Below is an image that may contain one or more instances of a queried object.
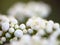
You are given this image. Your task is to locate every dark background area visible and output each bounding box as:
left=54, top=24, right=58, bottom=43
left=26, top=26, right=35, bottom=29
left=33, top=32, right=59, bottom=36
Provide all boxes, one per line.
left=0, top=0, right=60, bottom=23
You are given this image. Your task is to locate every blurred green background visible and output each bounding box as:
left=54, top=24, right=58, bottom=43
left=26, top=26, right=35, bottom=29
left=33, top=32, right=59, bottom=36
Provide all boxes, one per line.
left=0, top=0, right=60, bottom=23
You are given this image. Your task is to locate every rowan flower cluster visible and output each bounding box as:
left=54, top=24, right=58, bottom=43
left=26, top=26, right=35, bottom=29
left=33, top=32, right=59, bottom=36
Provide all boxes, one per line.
left=0, top=15, right=60, bottom=45
left=0, top=1, right=60, bottom=45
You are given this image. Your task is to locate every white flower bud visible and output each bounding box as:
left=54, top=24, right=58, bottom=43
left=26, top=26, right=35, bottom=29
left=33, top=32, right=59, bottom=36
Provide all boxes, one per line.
left=14, top=24, right=19, bottom=29
left=26, top=19, right=33, bottom=26
left=9, top=28, right=15, bottom=33
left=20, top=24, right=26, bottom=30
left=14, top=30, right=23, bottom=38
left=0, top=31, right=3, bottom=36
left=53, top=23, right=60, bottom=30
left=5, top=33, right=11, bottom=38
left=1, top=37, right=6, bottom=42
left=37, top=29, right=45, bottom=36
left=23, top=29, right=27, bottom=34
left=28, top=29, right=33, bottom=34
left=2, top=22, right=9, bottom=32
left=46, top=20, right=54, bottom=33
left=10, top=23, right=14, bottom=28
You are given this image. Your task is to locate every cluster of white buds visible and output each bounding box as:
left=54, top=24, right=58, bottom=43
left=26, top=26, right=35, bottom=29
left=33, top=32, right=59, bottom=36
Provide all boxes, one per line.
left=10, top=16, right=60, bottom=45
left=0, top=15, right=60, bottom=45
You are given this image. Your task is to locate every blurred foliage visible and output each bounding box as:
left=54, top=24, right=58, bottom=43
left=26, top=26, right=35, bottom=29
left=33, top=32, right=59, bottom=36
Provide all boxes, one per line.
left=0, top=0, right=60, bottom=23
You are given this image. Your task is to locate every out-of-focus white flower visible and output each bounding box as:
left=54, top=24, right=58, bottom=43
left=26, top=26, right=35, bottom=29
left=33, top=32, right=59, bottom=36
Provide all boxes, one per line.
left=49, top=30, right=60, bottom=44
left=7, top=2, right=26, bottom=22
left=9, top=28, right=15, bottom=33
left=1, top=37, right=6, bottom=42
left=14, top=30, right=23, bottom=38
left=57, top=28, right=60, bottom=33
left=37, top=29, right=45, bottom=36
left=1, top=22, right=9, bottom=32
left=5, top=33, right=11, bottom=38
left=53, top=23, right=60, bottom=30
left=20, top=35, right=32, bottom=45
left=8, top=2, right=26, bottom=16
left=10, top=41, right=20, bottom=45
left=41, top=38, right=48, bottom=45
left=25, top=1, right=51, bottom=18
left=19, top=24, right=26, bottom=30
left=7, top=2, right=51, bottom=23
left=32, top=35, right=41, bottom=45
left=0, top=31, right=3, bottom=36
left=46, top=20, right=54, bottom=33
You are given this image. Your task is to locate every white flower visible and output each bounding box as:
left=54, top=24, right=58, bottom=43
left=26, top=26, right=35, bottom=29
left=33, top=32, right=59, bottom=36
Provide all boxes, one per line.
left=5, top=33, right=11, bottom=38
left=28, top=29, right=33, bottom=34
left=41, top=38, right=48, bottom=45
left=23, top=29, right=27, bottom=34
left=56, top=28, right=60, bottom=34
left=53, top=23, right=60, bottom=30
left=37, top=29, right=45, bottom=36
left=20, top=35, right=32, bottom=45
left=10, top=23, right=15, bottom=28
left=46, top=20, right=54, bottom=33
left=9, top=28, right=15, bottom=33
left=19, top=24, right=26, bottom=30
left=26, top=17, right=46, bottom=30
left=0, top=31, right=3, bottom=36
left=8, top=2, right=25, bottom=16
left=25, top=1, right=51, bottom=18
left=32, top=35, right=41, bottom=45
left=1, top=22, right=9, bottom=32
left=14, top=30, right=23, bottom=38
left=1, top=37, right=6, bottom=42
left=14, top=24, right=19, bottom=29
left=7, top=3, right=26, bottom=22
left=26, top=19, right=33, bottom=26
left=49, top=31, right=59, bottom=43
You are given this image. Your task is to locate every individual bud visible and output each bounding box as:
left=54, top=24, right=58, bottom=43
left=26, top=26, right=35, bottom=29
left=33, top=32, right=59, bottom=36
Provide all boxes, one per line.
left=2, top=22, right=9, bottom=32
left=5, top=33, right=11, bottom=38
left=37, top=29, right=45, bottom=36
left=14, top=24, right=19, bottom=29
left=19, top=24, right=26, bottom=30
left=46, top=20, right=54, bottom=33
left=53, top=23, right=60, bottom=30
left=14, top=30, right=23, bottom=38
left=10, top=23, right=14, bottom=28
left=23, top=29, right=27, bottom=34
left=1, top=37, right=6, bottom=42
left=9, top=28, right=15, bottom=33
left=28, top=29, right=33, bottom=34
left=26, top=19, right=33, bottom=26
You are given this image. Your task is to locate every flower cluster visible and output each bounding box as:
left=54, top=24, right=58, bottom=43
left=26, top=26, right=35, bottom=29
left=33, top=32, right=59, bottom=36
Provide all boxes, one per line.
left=0, top=2, right=60, bottom=45
left=0, top=14, right=60, bottom=45
left=7, top=1, right=51, bottom=23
